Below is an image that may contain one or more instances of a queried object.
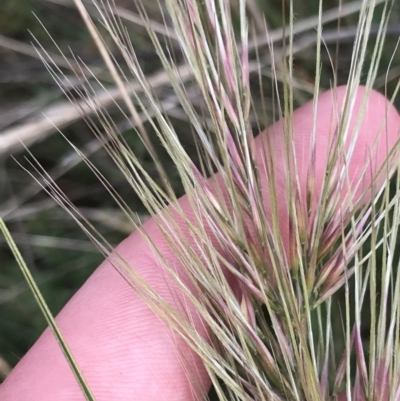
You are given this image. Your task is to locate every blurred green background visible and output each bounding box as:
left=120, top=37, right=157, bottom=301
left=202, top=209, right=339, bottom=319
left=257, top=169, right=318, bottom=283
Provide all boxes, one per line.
left=1, top=0, right=400, bottom=387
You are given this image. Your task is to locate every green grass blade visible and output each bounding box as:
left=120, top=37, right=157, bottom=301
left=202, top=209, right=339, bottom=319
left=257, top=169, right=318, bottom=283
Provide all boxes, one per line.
left=0, top=217, right=96, bottom=401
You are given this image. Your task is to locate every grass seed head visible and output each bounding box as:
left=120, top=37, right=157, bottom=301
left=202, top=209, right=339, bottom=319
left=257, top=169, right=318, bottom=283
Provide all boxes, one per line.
left=6, top=0, right=400, bottom=400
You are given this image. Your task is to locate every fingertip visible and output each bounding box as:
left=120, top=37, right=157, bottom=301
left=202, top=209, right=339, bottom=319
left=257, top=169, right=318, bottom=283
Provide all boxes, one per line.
left=319, top=84, right=400, bottom=152
left=336, top=85, right=400, bottom=192
left=293, top=84, right=400, bottom=196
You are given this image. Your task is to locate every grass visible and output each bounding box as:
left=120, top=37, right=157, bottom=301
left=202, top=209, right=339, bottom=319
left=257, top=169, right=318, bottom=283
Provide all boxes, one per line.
left=1, top=0, right=400, bottom=399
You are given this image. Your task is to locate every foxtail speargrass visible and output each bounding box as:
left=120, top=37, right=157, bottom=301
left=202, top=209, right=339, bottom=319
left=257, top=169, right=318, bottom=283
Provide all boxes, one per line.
left=2, top=0, right=400, bottom=400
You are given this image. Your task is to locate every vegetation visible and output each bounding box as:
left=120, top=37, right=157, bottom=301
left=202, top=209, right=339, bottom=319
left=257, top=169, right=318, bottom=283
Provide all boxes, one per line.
left=1, top=0, right=400, bottom=399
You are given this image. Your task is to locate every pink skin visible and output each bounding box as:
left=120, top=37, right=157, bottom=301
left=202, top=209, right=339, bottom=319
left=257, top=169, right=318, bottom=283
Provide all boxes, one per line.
left=1, top=86, right=399, bottom=400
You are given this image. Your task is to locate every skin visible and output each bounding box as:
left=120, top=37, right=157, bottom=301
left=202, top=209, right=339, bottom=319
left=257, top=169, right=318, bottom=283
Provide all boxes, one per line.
left=1, top=86, right=399, bottom=400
